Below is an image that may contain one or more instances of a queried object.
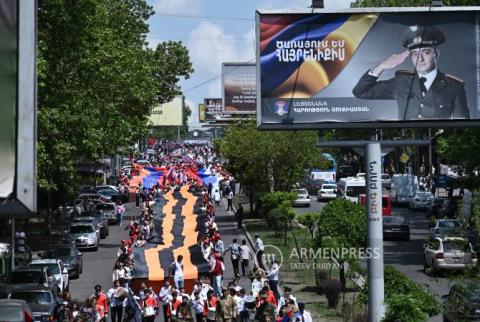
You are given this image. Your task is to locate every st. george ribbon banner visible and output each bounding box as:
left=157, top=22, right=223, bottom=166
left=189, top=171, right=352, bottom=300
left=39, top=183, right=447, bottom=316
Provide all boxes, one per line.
left=256, top=7, right=480, bottom=129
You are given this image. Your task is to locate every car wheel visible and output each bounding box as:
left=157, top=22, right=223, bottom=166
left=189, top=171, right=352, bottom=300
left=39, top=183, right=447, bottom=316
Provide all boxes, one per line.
left=431, top=260, right=437, bottom=276
left=423, top=261, right=429, bottom=274
left=106, top=227, right=109, bottom=236
left=404, top=234, right=410, bottom=242
left=74, top=268, right=80, bottom=279
left=79, top=260, right=83, bottom=274
left=93, top=244, right=98, bottom=251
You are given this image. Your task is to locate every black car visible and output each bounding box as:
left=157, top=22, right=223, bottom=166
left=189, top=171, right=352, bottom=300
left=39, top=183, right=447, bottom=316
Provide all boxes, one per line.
left=9, top=285, right=62, bottom=322
left=96, top=188, right=129, bottom=203
left=306, top=179, right=325, bottom=195
left=426, top=197, right=447, bottom=218
left=443, top=284, right=480, bottom=321
left=383, top=216, right=410, bottom=241
left=0, top=267, right=60, bottom=298
left=40, top=244, right=83, bottom=278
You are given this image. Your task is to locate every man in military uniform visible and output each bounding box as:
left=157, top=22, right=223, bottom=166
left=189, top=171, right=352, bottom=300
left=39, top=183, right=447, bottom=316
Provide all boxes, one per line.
left=352, top=25, right=470, bottom=120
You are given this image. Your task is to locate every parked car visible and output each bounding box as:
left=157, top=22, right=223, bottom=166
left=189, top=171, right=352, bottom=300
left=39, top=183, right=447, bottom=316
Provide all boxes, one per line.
left=409, top=191, right=434, bottom=210
left=73, top=213, right=108, bottom=239
left=381, top=174, right=392, bottom=190
left=430, top=219, right=460, bottom=239
left=29, top=259, right=69, bottom=293
left=292, top=188, right=310, bottom=207
left=40, top=244, right=83, bottom=279
left=383, top=216, right=410, bottom=241
left=424, top=237, right=477, bottom=276
left=426, top=197, right=448, bottom=218
left=97, top=189, right=129, bottom=204
left=0, top=299, right=33, bottom=322
left=67, top=223, right=98, bottom=251
left=9, top=286, right=62, bottom=322
left=95, top=202, right=118, bottom=224
left=317, top=183, right=337, bottom=202
left=306, top=179, right=325, bottom=195
left=443, top=284, right=480, bottom=322
left=0, top=267, right=60, bottom=298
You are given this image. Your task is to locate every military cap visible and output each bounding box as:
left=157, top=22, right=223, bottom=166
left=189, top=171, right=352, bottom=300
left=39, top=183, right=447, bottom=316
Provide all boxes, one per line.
left=400, top=25, right=445, bottom=49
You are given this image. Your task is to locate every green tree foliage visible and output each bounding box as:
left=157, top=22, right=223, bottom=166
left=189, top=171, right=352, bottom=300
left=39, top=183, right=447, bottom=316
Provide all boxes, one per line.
left=297, top=212, right=321, bottom=237
left=359, top=266, right=441, bottom=318
left=219, top=122, right=327, bottom=210
left=37, top=0, right=193, bottom=201
left=260, top=191, right=297, bottom=217
left=383, top=294, right=429, bottom=322
left=315, top=199, right=366, bottom=290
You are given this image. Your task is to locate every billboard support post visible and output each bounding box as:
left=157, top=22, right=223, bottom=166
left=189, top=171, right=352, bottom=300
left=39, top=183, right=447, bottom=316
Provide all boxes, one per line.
left=366, top=138, right=385, bottom=322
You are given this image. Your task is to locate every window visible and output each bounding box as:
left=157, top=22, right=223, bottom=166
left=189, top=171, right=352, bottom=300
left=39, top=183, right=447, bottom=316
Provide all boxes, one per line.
left=346, top=186, right=365, bottom=197
left=10, top=291, right=53, bottom=305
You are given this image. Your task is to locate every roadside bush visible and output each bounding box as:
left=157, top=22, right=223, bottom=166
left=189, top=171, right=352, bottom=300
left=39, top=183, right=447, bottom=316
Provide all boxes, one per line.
left=297, top=212, right=321, bottom=237
left=383, top=294, right=429, bottom=322
left=324, top=279, right=341, bottom=309
left=260, top=191, right=297, bottom=216
left=358, top=266, right=440, bottom=317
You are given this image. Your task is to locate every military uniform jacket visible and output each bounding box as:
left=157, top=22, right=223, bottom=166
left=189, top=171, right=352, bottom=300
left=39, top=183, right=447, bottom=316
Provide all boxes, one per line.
left=352, top=70, right=470, bottom=120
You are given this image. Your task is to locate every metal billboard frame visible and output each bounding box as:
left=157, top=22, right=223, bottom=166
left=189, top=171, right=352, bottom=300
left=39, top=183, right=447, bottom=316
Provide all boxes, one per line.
left=256, top=6, right=480, bottom=130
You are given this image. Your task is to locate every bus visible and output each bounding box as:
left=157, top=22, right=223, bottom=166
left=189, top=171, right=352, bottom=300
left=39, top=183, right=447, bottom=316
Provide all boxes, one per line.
left=337, top=177, right=366, bottom=204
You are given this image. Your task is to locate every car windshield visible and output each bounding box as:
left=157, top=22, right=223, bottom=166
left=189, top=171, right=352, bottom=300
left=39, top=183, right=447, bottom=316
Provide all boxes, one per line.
left=439, top=221, right=459, bottom=228
left=295, top=189, right=308, bottom=195
left=10, top=271, right=44, bottom=284
left=96, top=204, right=114, bottom=210
left=31, top=263, right=60, bottom=275
left=416, top=192, right=433, bottom=198
left=323, top=185, right=336, bottom=190
left=0, top=306, right=23, bottom=321
left=384, top=216, right=405, bottom=224
left=443, top=240, right=470, bottom=252
left=11, top=291, right=53, bottom=305
left=69, top=226, right=94, bottom=234
left=346, top=186, right=365, bottom=197
left=46, top=248, right=71, bottom=258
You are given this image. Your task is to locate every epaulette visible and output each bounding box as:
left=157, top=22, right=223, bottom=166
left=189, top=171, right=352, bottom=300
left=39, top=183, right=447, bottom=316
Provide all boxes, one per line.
left=445, top=73, right=464, bottom=83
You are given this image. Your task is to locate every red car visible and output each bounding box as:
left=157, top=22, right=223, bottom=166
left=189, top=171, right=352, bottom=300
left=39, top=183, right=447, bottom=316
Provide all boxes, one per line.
left=358, top=194, right=392, bottom=216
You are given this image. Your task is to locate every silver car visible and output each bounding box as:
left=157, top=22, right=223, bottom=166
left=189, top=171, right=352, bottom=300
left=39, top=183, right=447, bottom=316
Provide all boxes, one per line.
left=95, top=202, right=117, bottom=224
left=67, top=223, right=98, bottom=251
left=293, top=188, right=310, bottom=207
left=424, top=237, right=477, bottom=275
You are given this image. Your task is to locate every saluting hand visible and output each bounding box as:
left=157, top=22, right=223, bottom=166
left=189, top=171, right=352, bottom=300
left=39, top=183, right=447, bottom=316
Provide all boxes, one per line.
left=371, top=50, right=410, bottom=76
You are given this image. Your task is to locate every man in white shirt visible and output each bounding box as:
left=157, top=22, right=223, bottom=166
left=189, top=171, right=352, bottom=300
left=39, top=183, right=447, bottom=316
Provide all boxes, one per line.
left=276, top=287, right=297, bottom=314
left=159, top=280, right=172, bottom=322
left=267, top=260, right=280, bottom=301
left=240, top=239, right=252, bottom=277
left=255, top=235, right=266, bottom=271
left=107, top=280, right=127, bottom=322
left=235, top=288, right=249, bottom=322
left=293, top=302, right=313, bottom=322
left=170, top=255, right=184, bottom=289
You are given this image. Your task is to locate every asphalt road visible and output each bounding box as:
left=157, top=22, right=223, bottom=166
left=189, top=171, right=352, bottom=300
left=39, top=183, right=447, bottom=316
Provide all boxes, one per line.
left=294, top=196, right=449, bottom=322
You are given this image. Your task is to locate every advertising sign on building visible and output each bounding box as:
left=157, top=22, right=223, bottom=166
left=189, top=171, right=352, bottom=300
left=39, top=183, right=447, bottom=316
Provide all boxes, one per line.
left=198, top=103, right=206, bottom=122
left=257, top=8, right=480, bottom=129
left=222, top=62, right=256, bottom=113
left=204, top=98, right=223, bottom=121
left=149, top=96, right=183, bottom=127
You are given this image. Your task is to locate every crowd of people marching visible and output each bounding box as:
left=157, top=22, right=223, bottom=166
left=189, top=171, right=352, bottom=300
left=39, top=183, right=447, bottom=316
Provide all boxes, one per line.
left=55, top=141, right=312, bottom=322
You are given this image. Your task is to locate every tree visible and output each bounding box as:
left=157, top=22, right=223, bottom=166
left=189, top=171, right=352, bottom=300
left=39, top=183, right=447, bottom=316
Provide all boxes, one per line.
left=219, top=122, right=327, bottom=211
left=383, top=294, right=429, bottom=322
left=297, top=212, right=321, bottom=238
left=37, top=0, right=193, bottom=205
left=315, top=199, right=366, bottom=290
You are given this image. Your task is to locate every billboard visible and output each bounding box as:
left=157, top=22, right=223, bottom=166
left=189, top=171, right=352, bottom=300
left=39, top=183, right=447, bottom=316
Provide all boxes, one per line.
left=222, top=62, right=256, bottom=113
left=0, top=0, right=36, bottom=215
left=204, top=98, right=223, bottom=121
left=198, top=103, right=206, bottom=122
left=257, top=8, right=480, bottom=129
left=149, top=96, right=183, bottom=127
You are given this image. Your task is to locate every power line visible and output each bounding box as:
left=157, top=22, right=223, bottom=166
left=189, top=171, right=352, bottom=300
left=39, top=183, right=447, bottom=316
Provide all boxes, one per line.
left=183, top=58, right=255, bottom=93
left=154, top=12, right=254, bottom=21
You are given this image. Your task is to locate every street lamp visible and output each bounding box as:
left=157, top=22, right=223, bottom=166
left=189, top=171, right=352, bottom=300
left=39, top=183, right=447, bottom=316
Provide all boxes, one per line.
left=428, top=128, right=444, bottom=191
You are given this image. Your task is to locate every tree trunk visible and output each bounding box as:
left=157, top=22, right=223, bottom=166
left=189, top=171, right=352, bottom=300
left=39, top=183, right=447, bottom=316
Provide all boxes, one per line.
left=284, top=221, right=288, bottom=246
left=339, top=261, right=346, bottom=291
left=249, top=189, right=254, bottom=215
left=292, top=227, right=303, bottom=263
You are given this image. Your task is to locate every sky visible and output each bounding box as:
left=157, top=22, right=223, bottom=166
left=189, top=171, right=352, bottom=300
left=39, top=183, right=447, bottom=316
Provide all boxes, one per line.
left=145, top=0, right=354, bottom=128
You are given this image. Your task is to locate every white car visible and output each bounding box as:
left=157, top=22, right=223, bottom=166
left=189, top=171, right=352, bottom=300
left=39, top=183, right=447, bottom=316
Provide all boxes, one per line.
left=30, top=259, right=69, bottom=292
left=424, top=237, right=477, bottom=275
left=293, top=188, right=310, bottom=207
left=317, top=183, right=337, bottom=201
left=409, top=191, right=434, bottom=210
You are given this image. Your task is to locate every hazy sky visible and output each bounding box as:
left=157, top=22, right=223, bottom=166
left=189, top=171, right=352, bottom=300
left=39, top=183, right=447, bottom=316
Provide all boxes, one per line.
left=146, top=0, right=354, bottom=127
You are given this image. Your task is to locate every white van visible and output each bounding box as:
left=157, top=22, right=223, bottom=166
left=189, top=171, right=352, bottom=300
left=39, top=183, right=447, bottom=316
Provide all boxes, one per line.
left=391, top=174, right=418, bottom=204
left=337, top=177, right=366, bottom=204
